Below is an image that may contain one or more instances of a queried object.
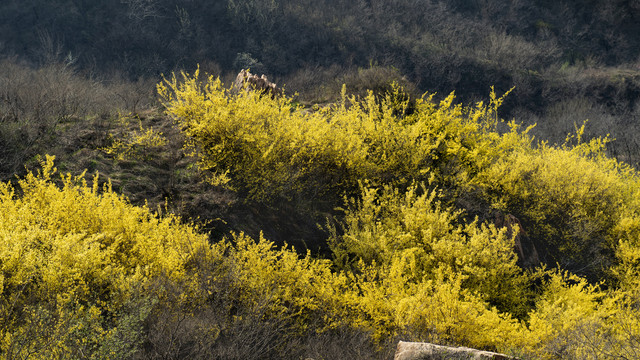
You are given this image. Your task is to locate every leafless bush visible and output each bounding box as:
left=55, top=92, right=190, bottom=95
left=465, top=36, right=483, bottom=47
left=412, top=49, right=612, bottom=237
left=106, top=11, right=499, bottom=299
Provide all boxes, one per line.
left=108, top=76, right=157, bottom=114
left=530, top=98, right=610, bottom=144
left=282, top=64, right=345, bottom=103
left=299, top=326, right=392, bottom=360
left=283, top=64, right=418, bottom=106
left=520, top=314, right=640, bottom=360
left=338, top=65, right=418, bottom=100
left=515, top=93, right=640, bottom=167
left=475, top=31, right=560, bottom=71
left=121, top=0, right=161, bottom=20
left=0, top=58, right=155, bottom=178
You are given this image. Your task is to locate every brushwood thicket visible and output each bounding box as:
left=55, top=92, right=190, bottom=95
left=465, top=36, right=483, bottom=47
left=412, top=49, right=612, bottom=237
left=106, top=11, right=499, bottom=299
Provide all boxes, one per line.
left=1, top=68, right=640, bottom=358
left=3, top=1, right=640, bottom=359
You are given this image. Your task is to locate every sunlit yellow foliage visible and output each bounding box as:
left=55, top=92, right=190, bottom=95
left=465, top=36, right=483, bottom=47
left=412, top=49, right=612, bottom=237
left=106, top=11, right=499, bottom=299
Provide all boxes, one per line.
left=156, top=70, right=640, bottom=357
left=475, top=125, right=639, bottom=279
left=331, top=183, right=530, bottom=317
left=157, top=69, right=514, bottom=203
left=337, top=259, right=526, bottom=348
left=206, top=231, right=528, bottom=350
left=612, top=193, right=640, bottom=291
left=0, top=155, right=209, bottom=358
left=523, top=271, right=608, bottom=357
left=512, top=270, right=640, bottom=360
left=210, top=232, right=349, bottom=331
left=101, top=114, right=167, bottom=161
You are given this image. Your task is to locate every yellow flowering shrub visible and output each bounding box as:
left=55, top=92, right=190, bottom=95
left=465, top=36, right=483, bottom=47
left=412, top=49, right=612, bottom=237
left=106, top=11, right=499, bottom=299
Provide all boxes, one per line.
left=513, top=270, right=640, bottom=360
left=337, top=258, right=526, bottom=349
left=210, top=232, right=350, bottom=331
left=611, top=199, right=640, bottom=291
left=101, top=114, right=167, bottom=161
left=330, top=183, right=530, bottom=318
left=207, top=231, right=526, bottom=351
left=152, top=70, right=640, bottom=358
left=157, top=70, right=513, bottom=205
left=0, top=155, right=210, bottom=358
left=1, top=153, right=637, bottom=357
left=475, top=128, right=639, bottom=280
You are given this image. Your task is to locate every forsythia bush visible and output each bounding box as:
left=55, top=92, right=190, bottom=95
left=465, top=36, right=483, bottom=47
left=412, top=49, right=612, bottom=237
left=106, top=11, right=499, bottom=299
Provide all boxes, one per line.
left=101, top=114, right=167, bottom=161
left=157, top=70, right=640, bottom=358
left=475, top=128, right=639, bottom=280
left=0, top=155, right=210, bottom=359
left=210, top=232, right=349, bottom=331
left=157, top=70, right=515, bottom=205
left=207, top=229, right=529, bottom=350
left=330, top=183, right=530, bottom=317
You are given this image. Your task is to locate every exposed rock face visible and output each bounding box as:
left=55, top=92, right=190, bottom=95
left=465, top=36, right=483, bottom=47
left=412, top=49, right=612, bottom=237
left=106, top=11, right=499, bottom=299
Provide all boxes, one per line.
left=233, top=69, right=282, bottom=98
left=394, top=341, right=518, bottom=360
